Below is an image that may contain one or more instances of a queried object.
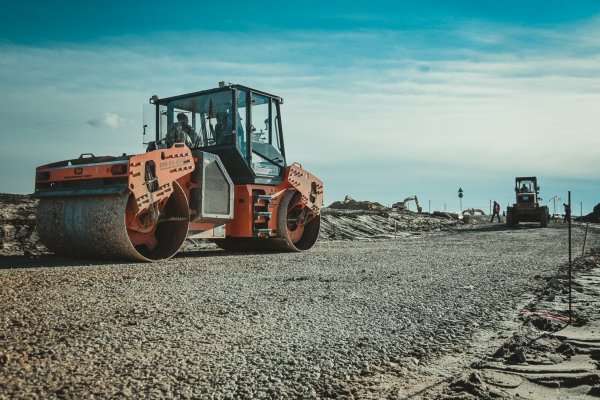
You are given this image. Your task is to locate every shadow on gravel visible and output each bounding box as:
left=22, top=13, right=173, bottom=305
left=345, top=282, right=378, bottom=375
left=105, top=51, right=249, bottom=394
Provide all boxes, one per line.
left=457, top=224, right=550, bottom=234
left=0, top=249, right=276, bottom=269
left=177, top=249, right=281, bottom=258
left=0, top=255, right=128, bottom=270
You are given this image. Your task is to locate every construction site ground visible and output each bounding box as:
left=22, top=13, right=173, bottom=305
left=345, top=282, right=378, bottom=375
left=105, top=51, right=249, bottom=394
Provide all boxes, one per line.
left=1, top=194, right=600, bottom=399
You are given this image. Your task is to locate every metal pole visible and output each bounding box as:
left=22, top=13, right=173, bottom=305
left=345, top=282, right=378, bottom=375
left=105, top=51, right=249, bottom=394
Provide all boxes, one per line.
left=489, top=199, right=492, bottom=215
left=429, top=200, right=431, bottom=213
left=568, top=191, right=572, bottom=324
left=459, top=198, right=462, bottom=212
left=444, top=203, right=446, bottom=211
left=580, top=201, right=583, bottom=220
left=582, top=223, right=589, bottom=258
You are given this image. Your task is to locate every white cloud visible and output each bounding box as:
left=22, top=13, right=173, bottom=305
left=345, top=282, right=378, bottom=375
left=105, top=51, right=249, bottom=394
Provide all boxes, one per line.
left=87, top=112, right=127, bottom=128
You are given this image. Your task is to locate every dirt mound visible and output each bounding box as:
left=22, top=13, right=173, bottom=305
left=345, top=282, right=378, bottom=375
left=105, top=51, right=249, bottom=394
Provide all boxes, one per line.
left=328, top=195, right=387, bottom=211
left=444, top=371, right=503, bottom=399
left=0, top=194, right=45, bottom=256
left=579, top=203, right=600, bottom=223
left=320, top=208, right=463, bottom=240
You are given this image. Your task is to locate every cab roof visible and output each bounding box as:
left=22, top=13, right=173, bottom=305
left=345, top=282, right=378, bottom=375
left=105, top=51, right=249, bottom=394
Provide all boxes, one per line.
left=153, top=83, right=283, bottom=105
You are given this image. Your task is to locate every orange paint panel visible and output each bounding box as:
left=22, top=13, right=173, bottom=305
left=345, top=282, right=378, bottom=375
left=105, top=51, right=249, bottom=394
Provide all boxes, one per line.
left=285, top=163, right=324, bottom=215
left=226, top=185, right=254, bottom=237
left=187, top=221, right=227, bottom=239
left=128, top=147, right=194, bottom=211
left=226, top=184, right=284, bottom=238
left=188, top=221, right=217, bottom=231
left=38, top=164, right=121, bottom=181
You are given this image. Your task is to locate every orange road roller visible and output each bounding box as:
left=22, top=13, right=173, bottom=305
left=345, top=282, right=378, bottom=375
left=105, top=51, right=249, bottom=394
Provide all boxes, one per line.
left=34, top=83, right=324, bottom=261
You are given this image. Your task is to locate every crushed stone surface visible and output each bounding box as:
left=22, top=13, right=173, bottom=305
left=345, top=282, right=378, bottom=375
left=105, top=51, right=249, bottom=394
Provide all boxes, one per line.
left=0, top=194, right=42, bottom=256
left=432, top=248, right=600, bottom=400
left=1, top=224, right=598, bottom=399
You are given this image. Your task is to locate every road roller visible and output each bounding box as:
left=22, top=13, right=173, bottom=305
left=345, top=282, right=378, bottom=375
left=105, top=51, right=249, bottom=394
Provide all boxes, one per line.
left=34, top=83, right=324, bottom=261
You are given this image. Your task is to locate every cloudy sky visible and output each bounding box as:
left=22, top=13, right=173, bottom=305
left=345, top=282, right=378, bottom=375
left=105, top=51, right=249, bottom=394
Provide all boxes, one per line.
left=1, top=1, right=599, bottom=213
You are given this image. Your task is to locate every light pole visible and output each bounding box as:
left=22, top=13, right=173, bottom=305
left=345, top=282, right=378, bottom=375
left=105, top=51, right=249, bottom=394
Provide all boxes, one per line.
left=458, top=188, right=463, bottom=212
left=548, top=196, right=561, bottom=216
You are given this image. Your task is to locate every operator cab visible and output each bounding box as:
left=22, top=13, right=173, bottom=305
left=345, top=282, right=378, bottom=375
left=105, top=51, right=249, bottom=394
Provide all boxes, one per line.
left=514, top=177, right=539, bottom=205
left=145, top=82, right=286, bottom=185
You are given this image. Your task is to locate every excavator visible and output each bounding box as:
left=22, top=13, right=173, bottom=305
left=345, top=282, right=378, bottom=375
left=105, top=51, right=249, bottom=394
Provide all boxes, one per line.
left=34, top=83, right=324, bottom=261
left=392, top=196, right=422, bottom=213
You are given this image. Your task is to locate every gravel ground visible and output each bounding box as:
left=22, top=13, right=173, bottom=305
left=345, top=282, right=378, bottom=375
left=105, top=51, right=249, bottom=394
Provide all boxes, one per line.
left=434, top=247, right=600, bottom=399
left=1, top=225, right=598, bottom=399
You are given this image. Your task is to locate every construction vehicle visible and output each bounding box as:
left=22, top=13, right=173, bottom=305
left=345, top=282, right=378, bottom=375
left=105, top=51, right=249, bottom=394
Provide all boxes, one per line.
left=34, top=83, right=324, bottom=261
left=506, top=177, right=549, bottom=227
left=392, top=196, right=422, bottom=213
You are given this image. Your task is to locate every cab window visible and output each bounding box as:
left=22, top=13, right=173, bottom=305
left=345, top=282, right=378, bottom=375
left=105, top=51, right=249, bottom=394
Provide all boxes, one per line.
left=250, top=93, right=285, bottom=177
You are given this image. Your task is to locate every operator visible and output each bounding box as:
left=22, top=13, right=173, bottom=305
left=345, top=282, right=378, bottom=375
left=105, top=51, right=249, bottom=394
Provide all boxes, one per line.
left=563, top=203, right=571, bottom=223
left=166, top=112, right=202, bottom=148
left=214, top=109, right=245, bottom=150
left=490, top=201, right=501, bottom=223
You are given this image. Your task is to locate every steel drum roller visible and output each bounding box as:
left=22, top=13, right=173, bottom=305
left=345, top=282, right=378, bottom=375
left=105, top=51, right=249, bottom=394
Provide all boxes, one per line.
left=36, top=183, right=189, bottom=262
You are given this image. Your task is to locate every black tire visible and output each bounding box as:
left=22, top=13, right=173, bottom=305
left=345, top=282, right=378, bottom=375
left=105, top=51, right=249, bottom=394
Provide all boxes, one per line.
left=506, top=208, right=514, bottom=227
left=540, top=206, right=548, bottom=228
left=212, top=189, right=320, bottom=253
left=276, top=189, right=321, bottom=252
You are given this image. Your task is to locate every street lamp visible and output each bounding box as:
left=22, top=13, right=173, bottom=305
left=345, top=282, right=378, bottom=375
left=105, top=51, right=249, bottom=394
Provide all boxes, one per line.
left=548, top=196, right=561, bottom=216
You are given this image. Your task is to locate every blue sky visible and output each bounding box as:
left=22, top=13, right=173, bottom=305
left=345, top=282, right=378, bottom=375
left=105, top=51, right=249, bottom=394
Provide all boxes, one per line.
left=1, top=1, right=599, bottom=213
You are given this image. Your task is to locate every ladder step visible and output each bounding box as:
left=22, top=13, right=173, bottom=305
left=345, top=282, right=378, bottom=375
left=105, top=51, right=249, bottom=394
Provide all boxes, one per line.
left=254, top=228, right=273, bottom=236
left=254, top=194, right=273, bottom=202
left=253, top=194, right=273, bottom=237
